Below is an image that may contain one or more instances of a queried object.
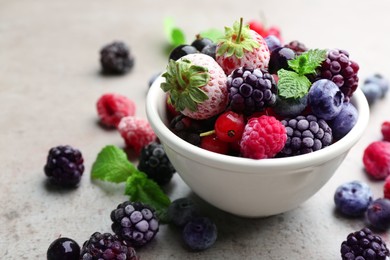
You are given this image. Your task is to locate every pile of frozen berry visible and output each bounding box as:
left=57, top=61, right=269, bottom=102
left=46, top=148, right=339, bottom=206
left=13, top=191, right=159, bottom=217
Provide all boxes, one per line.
left=160, top=18, right=362, bottom=159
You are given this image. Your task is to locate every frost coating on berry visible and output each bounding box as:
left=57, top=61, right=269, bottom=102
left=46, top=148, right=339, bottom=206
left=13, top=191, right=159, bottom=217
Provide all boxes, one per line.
left=97, top=93, right=136, bottom=127
left=329, top=102, right=358, bottom=140
left=240, top=115, right=287, bottom=159
left=100, top=41, right=134, bottom=74
left=117, top=116, right=156, bottom=155
left=182, top=217, right=217, bottom=251
left=363, top=141, right=390, bottom=180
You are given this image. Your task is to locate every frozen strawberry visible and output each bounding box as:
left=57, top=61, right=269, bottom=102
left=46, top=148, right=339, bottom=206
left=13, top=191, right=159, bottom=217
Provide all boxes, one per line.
left=216, top=18, right=270, bottom=75
left=161, top=53, right=228, bottom=120
left=363, top=141, right=390, bottom=180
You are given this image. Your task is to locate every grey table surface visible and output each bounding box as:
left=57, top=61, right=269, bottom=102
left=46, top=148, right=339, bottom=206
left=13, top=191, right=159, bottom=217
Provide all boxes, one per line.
left=1, top=0, right=390, bottom=259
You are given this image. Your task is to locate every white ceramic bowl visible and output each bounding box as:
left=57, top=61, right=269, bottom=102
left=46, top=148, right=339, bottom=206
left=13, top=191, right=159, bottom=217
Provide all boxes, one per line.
left=146, top=76, right=370, bottom=217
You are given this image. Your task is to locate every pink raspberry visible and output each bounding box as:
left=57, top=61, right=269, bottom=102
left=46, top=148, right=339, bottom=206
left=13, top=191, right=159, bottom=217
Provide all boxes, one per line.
left=240, top=115, right=287, bottom=159
left=97, top=93, right=136, bottom=127
left=384, top=176, right=390, bottom=199
left=117, top=116, right=156, bottom=155
left=382, top=121, right=390, bottom=142
left=363, top=141, right=390, bottom=180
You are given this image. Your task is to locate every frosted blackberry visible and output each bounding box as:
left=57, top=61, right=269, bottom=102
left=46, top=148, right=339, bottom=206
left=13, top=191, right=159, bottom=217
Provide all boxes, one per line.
left=284, top=40, right=308, bottom=55
left=279, top=115, right=333, bottom=156
left=111, top=201, right=159, bottom=247
left=315, top=49, right=359, bottom=99
left=44, top=145, right=84, bottom=187
left=100, top=41, right=134, bottom=74
left=138, top=142, right=175, bottom=185
left=80, top=232, right=138, bottom=260
left=340, top=228, right=389, bottom=260
left=227, top=67, right=277, bottom=115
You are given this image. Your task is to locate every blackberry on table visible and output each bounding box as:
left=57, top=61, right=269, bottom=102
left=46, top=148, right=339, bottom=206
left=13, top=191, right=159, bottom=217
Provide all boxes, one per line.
left=44, top=145, right=84, bottom=187
left=111, top=201, right=159, bottom=247
left=340, top=228, right=389, bottom=260
left=227, top=67, right=277, bottom=115
left=100, top=41, right=134, bottom=74
left=138, top=142, right=176, bottom=185
left=279, top=115, right=333, bottom=157
left=80, top=232, right=138, bottom=260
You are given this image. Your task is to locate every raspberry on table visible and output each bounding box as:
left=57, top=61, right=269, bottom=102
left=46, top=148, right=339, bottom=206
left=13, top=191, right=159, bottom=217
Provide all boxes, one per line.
left=97, top=93, right=136, bottom=128
left=80, top=232, right=138, bottom=260
left=117, top=116, right=157, bottom=155
left=381, top=121, right=390, bottom=141
left=44, top=145, right=84, bottom=187
left=100, top=41, right=134, bottom=74
left=240, top=115, right=287, bottom=159
left=110, top=201, right=159, bottom=247
left=340, top=228, right=389, bottom=260
left=363, top=141, right=390, bottom=180
left=137, top=142, right=176, bottom=186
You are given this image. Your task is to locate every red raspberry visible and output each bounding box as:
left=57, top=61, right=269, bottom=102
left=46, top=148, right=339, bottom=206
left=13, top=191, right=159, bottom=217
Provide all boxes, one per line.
left=363, top=141, right=390, bottom=180
left=240, top=115, right=287, bottom=159
left=117, top=116, right=156, bottom=155
left=384, top=176, right=390, bottom=199
left=382, top=121, right=390, bottom=141
left=97, top=93, right=136, bottom=127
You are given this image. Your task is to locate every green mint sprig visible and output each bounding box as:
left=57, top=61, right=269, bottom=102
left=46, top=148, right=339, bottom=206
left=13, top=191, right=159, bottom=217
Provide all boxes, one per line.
left=164, top=17, right=186, bottom=47
left=91, top=145, right=171, bottom=223
left=199, top=28, right=224, bottom=43
left=277, top=49, right=327, bottom=99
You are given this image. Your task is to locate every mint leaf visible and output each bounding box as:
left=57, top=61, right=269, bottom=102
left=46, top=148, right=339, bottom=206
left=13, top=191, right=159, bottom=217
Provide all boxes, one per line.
left=164, top=17, right=186, bottom=47
left=91, top=145, right=136, bottom=183
left=199, top=28, right=224, bottom=43
left=277, top=69, right=311, bottom=99
left=125, top=171, right=171, bottom=223
left=288, top=49, right=327, bottom=76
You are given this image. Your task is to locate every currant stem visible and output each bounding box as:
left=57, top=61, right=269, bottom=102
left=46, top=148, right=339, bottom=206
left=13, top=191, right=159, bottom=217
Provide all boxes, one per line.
left=200, top=130, right=215, bottom=137
left=235, top=17, right=244, bottom=44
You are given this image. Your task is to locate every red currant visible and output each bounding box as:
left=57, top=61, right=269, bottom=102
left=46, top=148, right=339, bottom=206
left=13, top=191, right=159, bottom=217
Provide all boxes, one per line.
left=382, top=121, right=390, bottom=142
left=214, top=111, right=245, bottom=143
left=200, top=134, right=229, bottom=155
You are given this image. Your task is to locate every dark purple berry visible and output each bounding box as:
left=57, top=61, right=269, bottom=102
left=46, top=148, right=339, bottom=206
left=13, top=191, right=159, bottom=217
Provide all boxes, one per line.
left=168, top=198, right=199, bottom=227
left=272, top=95, right=308, bottom=118
left=182, top=217, right=217, bottom=251
left=44, top=145, right=84, bottom=187
left=362, top=82, right=382, bottom=105
left=47, top=237, right=80, bottom=260
left=330, top=102, right=358, bottom=140
left=100, top=41, right=134, bottom=74
left=366, top=198, right=390, bottom=231
left=364, top=74, right=389, bottom=98
left=191, top=37, right=213, bottom=52
left=268, top=47, right=296, bottom=74
left=264, top=35, right=281, bottom=53
left=284, top=40, right=308, bottom=56
left=169, top=45, right=198, bottom=61
left=201, top=43, right=217, bottom=59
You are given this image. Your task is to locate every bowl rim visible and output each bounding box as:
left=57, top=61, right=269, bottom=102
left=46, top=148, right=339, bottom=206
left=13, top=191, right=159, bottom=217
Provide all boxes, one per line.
left=146, top=76, right=370, bottom=174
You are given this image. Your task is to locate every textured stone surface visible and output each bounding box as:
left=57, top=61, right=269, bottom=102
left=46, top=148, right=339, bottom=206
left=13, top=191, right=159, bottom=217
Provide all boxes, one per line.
left=1, top=0, right=390, bottom=259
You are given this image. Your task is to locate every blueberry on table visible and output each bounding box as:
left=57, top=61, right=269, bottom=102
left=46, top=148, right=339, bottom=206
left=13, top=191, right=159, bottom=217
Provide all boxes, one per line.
left=366, top=198, right=390, bottom=231
left=47, top=237, right=80, bottom=260
left=168, top=197, right=199, bottom=227
left=182, top=217, right=217, bottom=251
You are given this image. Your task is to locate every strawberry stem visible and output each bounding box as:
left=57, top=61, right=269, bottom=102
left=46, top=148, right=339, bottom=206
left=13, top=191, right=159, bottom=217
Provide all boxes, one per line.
left=235, top=17, right=244, bottom=44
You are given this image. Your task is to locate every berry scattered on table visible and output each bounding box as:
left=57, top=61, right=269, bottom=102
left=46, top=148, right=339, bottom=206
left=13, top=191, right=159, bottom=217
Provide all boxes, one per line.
left=381, top=121, right=390, bottom=141
left=384, top=176, right=390, bottom=199
left=96, top=93, right=136, bottom=128
left=214, top=111, right=245, bottom=143
left=340, top=228, right=389, bottom=260
left=137, top=142, right=176, bottom=186
left=283, top=40, right=308, bottom=56
left=118, top=116, right=157, bottom=155
left=80, top=232, right=139, bottom=259
left=111, top=201, right=159, bottom=247
left=366, top=198, right=390, bottom=231
left=362, top=82, right=383, bottom=105
left=47, top=237, right=80, bottom=260
left=363, top=141, right=390, bottom=180
left=240, top=115, right=287, bottom=159
left=364, top=74, right=389, bottom=98
left=329, top=102, right=358, bottom=140
left=168, top=197, right=199, bottom=227
left=168, top=44, right=198, bottom=61
left=100, top=41, right=134, bottom=74
left=268, top=47, right=295, bottom=74
left=182, top=217, right=218, bottom=251
left=44, top=145, right=84, bottom=187
left=279, top=115, right=332, bottom=157
left=334, top=181, right=373, bottom=217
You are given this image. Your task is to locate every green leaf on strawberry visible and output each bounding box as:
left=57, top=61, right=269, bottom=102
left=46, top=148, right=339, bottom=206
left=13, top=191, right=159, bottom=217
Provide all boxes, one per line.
left=277, top=69, right=311, bottom=99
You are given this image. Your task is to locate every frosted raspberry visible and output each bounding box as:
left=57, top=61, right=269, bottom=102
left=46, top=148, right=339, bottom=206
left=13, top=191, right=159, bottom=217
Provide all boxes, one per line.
left=97, top=93, right=136, bottom=127
left=118, top=116, right=156, bottom=155
left=240, top=115, right=287, bottom=159
left=382, top=121, right=390, bottom=142
left=363, top=141, right=390, bottom=180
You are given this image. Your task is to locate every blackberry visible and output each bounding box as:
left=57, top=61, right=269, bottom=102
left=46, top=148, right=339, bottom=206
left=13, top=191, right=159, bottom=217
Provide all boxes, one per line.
left=279, top=115, right=333, bottom=157
left=340, top=228, right=389, bottom=260
left=44, top=145, right=84, bottom=187
left=80, top=232, right=138, bottom=260
left=315, top=49, right=359, bottom=99
left=169, top=114, right=215, bottom=146
left=227, top=67, right=277, bottom=115
left=100, top=41, right=134, bottom=74
left=283, top=40, right=308, bottom=55
left=137, top=142, right=176, bottom=185
left=111, top=201, right=159, bottom=247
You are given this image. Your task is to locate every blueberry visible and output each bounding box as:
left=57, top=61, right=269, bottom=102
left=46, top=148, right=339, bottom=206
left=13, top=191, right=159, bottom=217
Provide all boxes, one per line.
left=168, top=197, right=199, bottom=227
left=47, top=237, right=80, bottom=260
left=264, top=35, right=281, bottom=53
left=201, top=43, right=217, bottom=59
left=268, top=47, right=295, bottom=74
left=169, top=45, right=198, bottom=61
left=191, top=37, right=213, bottom=52
left=364, top=73, right=389, bottom=98
left=334, top=181, right=373, bottom=217
left=361, top=82, right=382, bottom=105
left=273, top=95, right=308, bottom=118
left=329, top=102, right=358, bottom=140
left=366, top=198, right=390, bottom=231
left=308, top=79, right=345, bottom=120
left=182, top=217, right=217, bottom=251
